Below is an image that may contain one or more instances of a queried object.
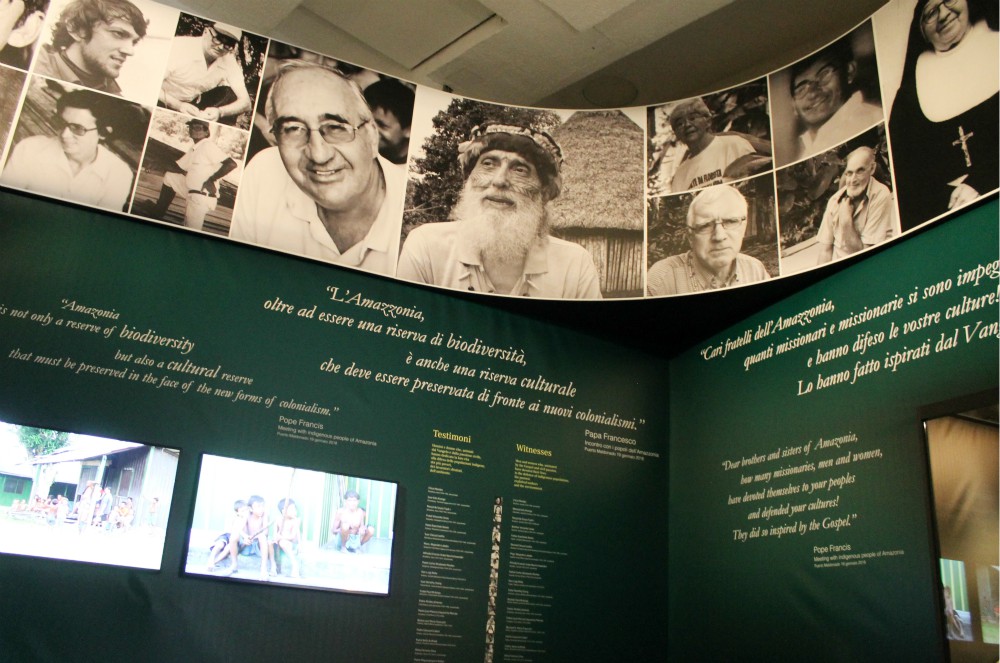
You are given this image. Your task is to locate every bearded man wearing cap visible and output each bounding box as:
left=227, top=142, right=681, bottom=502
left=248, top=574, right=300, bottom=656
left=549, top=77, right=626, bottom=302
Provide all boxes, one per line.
left=158, top=21, right=250, bottom=125
left=230, top=62, right=405, bottom=275
left=139, top=117, right=236, bottom=230
left=396, top=124, right=602, bottom=299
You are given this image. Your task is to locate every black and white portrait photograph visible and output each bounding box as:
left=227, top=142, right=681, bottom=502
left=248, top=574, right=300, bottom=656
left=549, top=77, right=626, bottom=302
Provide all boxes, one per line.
left=770, top=21, right=884, bottom=167
left=0, top=65, right=27, bottom=148
left=156, top=13, right=267, bottom=130
left=0, top=75, right=149, bottom=212
left=873, top=0, right=998, bottom=232
left=0, top=0, right=50, bottom=70
left=130, top=108, right=246, bottom=235
left=646, top=172, right=778, bottom=296
left=245, top=40, right=414, bottom=168
left=229, top=57, right=406, bottom=276
left=646, top=78, right=771, bottom=197
left=776, top=124, right=897, bottom=274
left=399, top=86, right=646, bottom=299
left=31, top=0, right=178, bottom=106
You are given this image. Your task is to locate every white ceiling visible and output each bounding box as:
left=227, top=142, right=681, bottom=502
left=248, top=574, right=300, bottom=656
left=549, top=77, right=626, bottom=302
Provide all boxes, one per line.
left=159, top=0, right=887, bottom=108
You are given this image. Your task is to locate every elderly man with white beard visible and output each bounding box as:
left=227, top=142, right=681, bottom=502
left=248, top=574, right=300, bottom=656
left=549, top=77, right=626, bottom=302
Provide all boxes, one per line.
left=396, top=124, right=602, bottom=299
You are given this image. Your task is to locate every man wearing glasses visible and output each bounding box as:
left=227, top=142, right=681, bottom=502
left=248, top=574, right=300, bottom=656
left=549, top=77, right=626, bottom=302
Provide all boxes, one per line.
left=789, top=35, right=883, bottom=162
left=2, top=88, right=133, bottom=211
left=230, top=62, right=404, bottom=275
left=668, top=97, right=770, bottom=194
left=158, top=22, right=250, bottom=125
left=34, top=0, right=147, bottom=95
left=647, top=184, right=769, bottom=296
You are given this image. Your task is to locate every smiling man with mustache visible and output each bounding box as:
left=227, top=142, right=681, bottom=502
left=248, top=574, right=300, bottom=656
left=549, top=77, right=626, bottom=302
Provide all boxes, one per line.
left=230, top=62, right=404, bottom=275
left=396, top=124, right=601, bottom=299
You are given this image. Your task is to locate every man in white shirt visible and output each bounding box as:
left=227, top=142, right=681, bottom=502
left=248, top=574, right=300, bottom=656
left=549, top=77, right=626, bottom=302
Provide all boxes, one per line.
left=669, top=97, right=771, bottom=193
left=230, top=62, right=404, bottom=276
left=2, top=88, right=133, bottom=211
left=139, top=118, right=236, bottom=230
left=397, top=123, right=602, bottom=299
left=158, top=22, right=250, bottom=125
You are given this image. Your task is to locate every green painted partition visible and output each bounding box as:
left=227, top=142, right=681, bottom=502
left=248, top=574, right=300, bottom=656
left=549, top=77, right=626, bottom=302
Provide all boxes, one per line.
left=0, top=190, right=669, bottom=661
left=668, top=199, right=998, bottom=662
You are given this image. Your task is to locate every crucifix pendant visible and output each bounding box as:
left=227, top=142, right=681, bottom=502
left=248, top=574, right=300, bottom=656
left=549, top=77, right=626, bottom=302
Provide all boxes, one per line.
left=952, top=125, right=974, bottom=168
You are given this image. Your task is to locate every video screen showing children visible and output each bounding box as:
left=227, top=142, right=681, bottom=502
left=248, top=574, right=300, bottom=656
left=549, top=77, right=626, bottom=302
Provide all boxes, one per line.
left=184, top=454, right=398, bottom=595
left=0, top=419, right=179, bottom=570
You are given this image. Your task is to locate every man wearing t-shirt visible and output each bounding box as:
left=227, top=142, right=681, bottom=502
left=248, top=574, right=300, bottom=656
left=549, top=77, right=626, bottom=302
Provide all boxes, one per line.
left=33, top=0, right=147, bottom=95
left=669, top=98, right=771, bottom=193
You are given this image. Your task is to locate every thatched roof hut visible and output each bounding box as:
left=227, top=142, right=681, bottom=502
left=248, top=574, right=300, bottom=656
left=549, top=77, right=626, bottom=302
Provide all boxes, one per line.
left=550, top=110, right=644, bottom=232
left=549, top=111, right=645, bottom=297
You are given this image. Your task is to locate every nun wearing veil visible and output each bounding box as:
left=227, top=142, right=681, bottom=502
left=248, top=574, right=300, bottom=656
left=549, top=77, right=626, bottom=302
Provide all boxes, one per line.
left=887, top=0, right=999, bottom=231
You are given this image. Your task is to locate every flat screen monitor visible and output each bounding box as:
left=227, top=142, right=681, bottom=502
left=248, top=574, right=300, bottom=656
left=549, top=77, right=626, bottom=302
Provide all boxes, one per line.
left=184, top=454, right=398, bottom=595
left=0, top=419, right=179, bottom=570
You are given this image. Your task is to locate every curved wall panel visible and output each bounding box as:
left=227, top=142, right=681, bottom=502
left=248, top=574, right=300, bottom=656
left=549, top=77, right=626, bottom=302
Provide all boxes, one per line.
left=0, top=0, right=995, bottom=301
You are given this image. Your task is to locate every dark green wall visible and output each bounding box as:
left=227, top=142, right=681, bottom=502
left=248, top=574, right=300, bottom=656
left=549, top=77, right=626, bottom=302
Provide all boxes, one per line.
left=0, top=191, right=669, bottom=662
left=0, top=190, right=995, bottom=662
left=668, top=200, right=998, bottom=661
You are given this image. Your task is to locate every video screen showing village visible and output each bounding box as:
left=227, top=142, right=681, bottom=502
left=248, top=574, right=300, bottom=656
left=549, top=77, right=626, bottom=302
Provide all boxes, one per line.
left=185, top=455, right=398, bottom=595
left=0, top=420, right=179, bottom=569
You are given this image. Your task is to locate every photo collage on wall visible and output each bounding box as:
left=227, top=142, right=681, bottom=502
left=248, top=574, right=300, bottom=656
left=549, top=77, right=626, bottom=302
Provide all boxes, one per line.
left=0, top=0, right=994, bottom=301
